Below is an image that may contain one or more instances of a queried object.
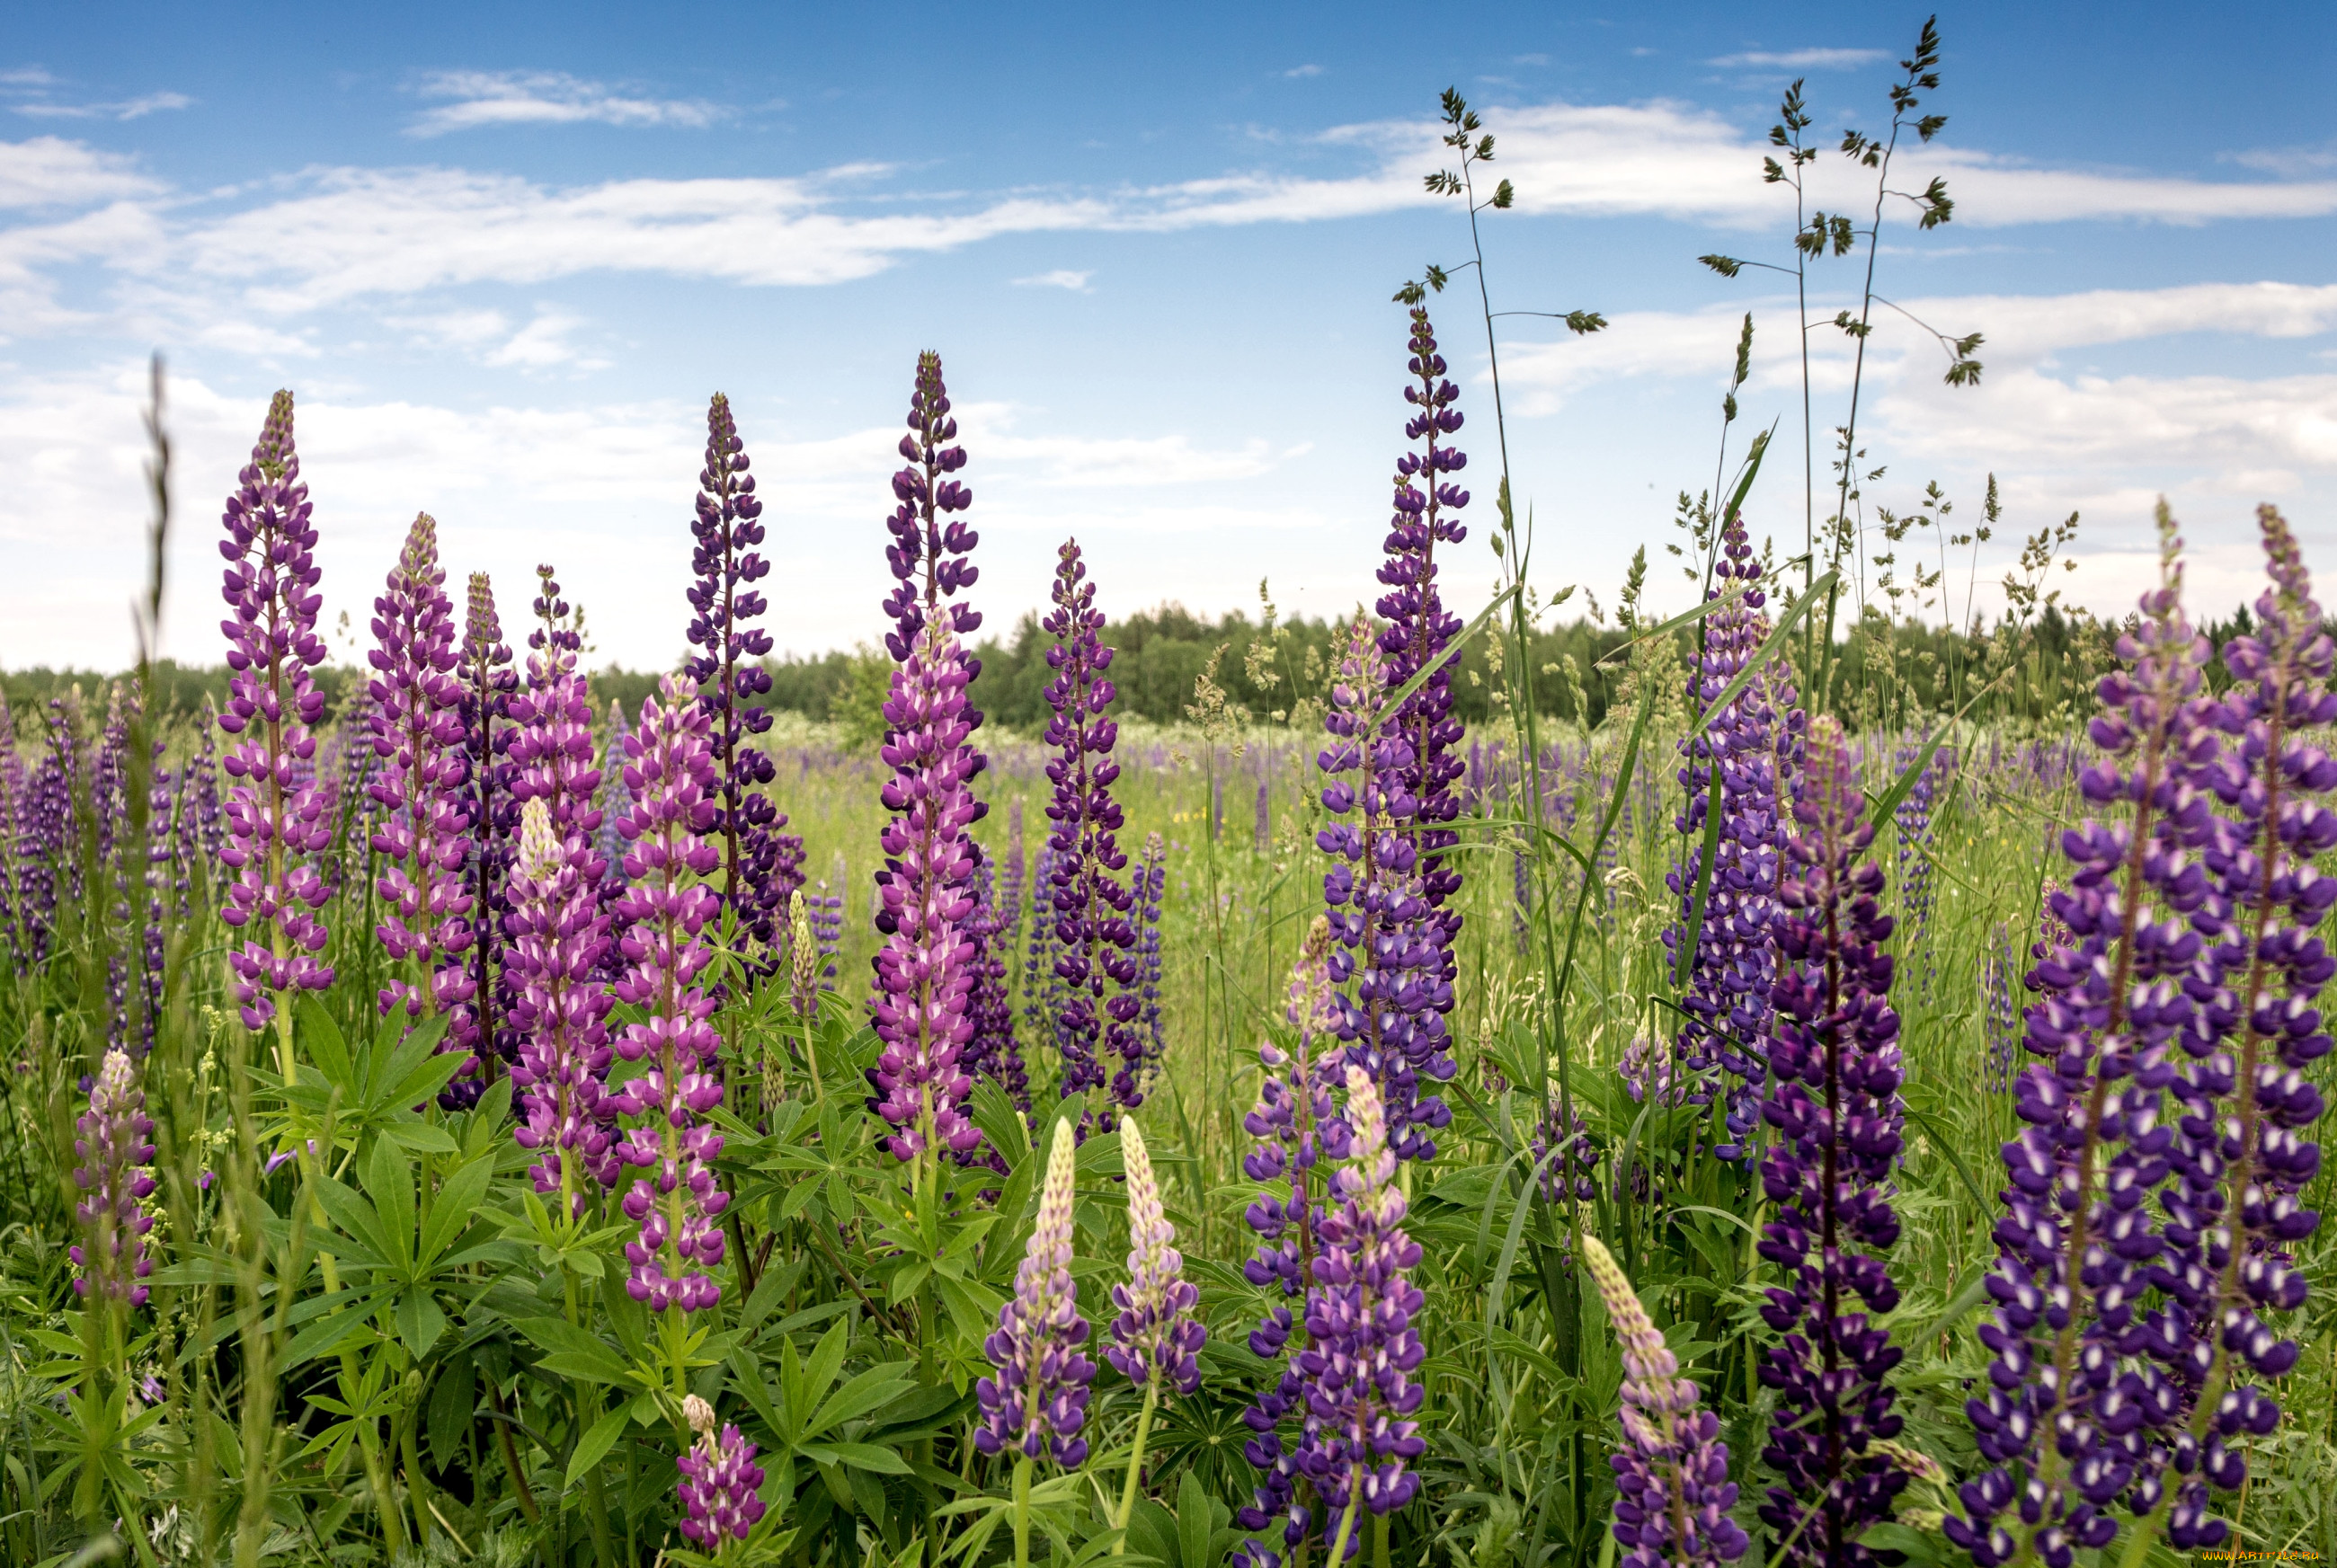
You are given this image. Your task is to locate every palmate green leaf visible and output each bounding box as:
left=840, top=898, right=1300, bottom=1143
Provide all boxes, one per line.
left=792, top=1319, right=850, bottom=1431
left=309, top=1179, right=392, bottom=1270
left=567, top=1404, right=632, bottom=1491
left=806, top=1362, right=917, bottom=1438
left=417, top=1153, right=494, bottom=1267
left=283, top=1295, right=389, bottom=1369
left=395, top=1286, right=448, bottom=1358
left=795, top=1440, right=912, bottom=1475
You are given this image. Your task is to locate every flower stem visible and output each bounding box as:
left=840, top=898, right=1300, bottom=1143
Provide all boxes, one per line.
left=1111, top=1384, right=1160, bottom=1548
left=1012, top=1456, right=1034, bottom=1568
left=1328, top=1489, right=1364, bottom=1568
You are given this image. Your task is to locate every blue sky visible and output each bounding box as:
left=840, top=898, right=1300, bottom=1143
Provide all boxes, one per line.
left=4, top=1, right=2334, bottom=671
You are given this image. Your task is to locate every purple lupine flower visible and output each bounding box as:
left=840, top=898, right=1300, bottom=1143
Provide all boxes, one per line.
left=452, top=573, right=520, bottom=1079
left=1892, top=740, right=1950, bottom=944
left=365, top=515, right=479, bottom=1091
left=1530, top=1097, right=1600, bottom=1204
left=1947, top=518, right=2213, bottom=1568
left=1582, top=1234, right=1749, bottom=1568
left=1133, top=831, right=1168, bottom=1076
left=507, top=796, right=617, bottom=1215
left=609, top=673, right=729, bottom=1312
left=70, top=1047, right=156, bottom=1307
left=1755, top=713, right=1910, bottom=1567
left=866, top=613, right=984, bottom=1165
left=1038, top=539, right=1143, bottom=1115
left=1236, top=920, right=1355, bottom=1567
left=1981, top=933, right=2019, bottom=1093
left=1294, top=1066, right=1428, bottom=1546
left=1664, top=509, right=1803, bottom=1162
left=974, top=1117, right=1096, bottom=1466
left=1022, top=843, right=1066, bottom=1068
left=677, top=1394, right=768, bottom=1551
left=15, top=705, right=71, bottom=969
left=0, top=691, right=20, bottom=970
left=1254, top=776, right=1271, bottom=852
left=1316, top=611, right=1450, bottom=1163
left=596, top=698, right=636, bottom=881
left=866, top=353, right=989, bottom=1166
left=1370, top=306, right=1470, bottom=1141
left=686, top=394, right=803, bottom=967
left=1000, top=801, right=1027, bottom=934
left=963, top=855, right=1029, bottom=1111
left=813, top=852, right=844, bottom=990
left=1106, top=1117, right=1205, bottom=1394
left=1621, top=1033, right=1684, bottom=1108
left=2148, top=505, right=2334, bottom=1548
left=214, top=391, right=335, bottom=1034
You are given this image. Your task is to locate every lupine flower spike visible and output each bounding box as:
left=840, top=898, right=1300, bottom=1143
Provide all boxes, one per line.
left=1039, top=538, right=1142, bottom=1116
left=677, top=1393, right=767, bottom=1553
left=687, top=394, right=803, bottom=969
left=1583, top=1235, right=1748, bottom=1568
left=1666, top=506, right=1803, bottom=1160
left=1236, top=918, right=1355, bottom=1568
left=1317, top=610, right=1449, bottom=1165
left=609, top=674, right=729, bottom=1312
left=453, top=572, right=520, bottom=1077
left=1756, top=713, right=1909, bottom=1567
left=975, top=1116, right=1096, bottom=1464
left=2149, top=504, right=2335, bottom=1549
left=1109, top=1116, right=1205, bottom=1534
left=1302, top=1067, right=1428, bottom=1563
left=215, top=391, right=335, bottom=1041
left=867, top=354, right=988, bottom=1169
left=507, top=797, right=617, bottom=1215
left=1948, top=507, right=2212, bottom=1568
left=71, top=1048, right=157, bottom=1308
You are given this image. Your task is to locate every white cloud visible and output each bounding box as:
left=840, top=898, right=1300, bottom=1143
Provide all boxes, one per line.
left=13, top=91, right=192, bottom=122
left=481, top=307, right=604, bottom=369
left=408, top=70, right=724, bottom=137
left=2226, top=141, right=2337, bottom=178
left=1012, top=268, right=1092, bottom=291
left=1283, top=64, right=1324, bottom=79
left=0, top=136, right=162, bottom=207
left=1708, top=49, right=1887, bottom=69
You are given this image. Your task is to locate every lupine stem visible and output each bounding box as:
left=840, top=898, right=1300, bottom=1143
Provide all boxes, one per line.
left=1012, top=1456, right=1033, bottom=1568
left=1112, top=1383, right=1160, bottom=1547
left=1327, top=1490, right=1363, bottom=1568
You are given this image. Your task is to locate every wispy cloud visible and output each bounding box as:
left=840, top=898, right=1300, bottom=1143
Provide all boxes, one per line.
left=2225, top=140, right=2337, bottom=178
left=1282, top=64, right=1324, bottom=79
left=407, top=70, right=724, bottom=137
left=1708, top=48, right=1888, bottom=69
left=0, top=137, right=162, bottom=208
left=13, top=90, right=192, bottom=121
left=1013, top=269, right=1092, bottom=291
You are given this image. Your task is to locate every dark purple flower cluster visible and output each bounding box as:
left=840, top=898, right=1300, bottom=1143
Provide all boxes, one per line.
left=1664, top=511, right=1802, bottom=1162
left=71, top=1048, right=157, bottom=1308
left=366, top=514, right=479, bottom=1081
left=866, top=354, right=989, bottom=1167
left=1038, top=539, right=1143, bottom=1114
left=963, top=855, right=1029, bottom=1111
left=214, top=391, right=336, bottom=1034
left=1235, top=920, right=1354, bottom=1567
left=974, top=1119, right=1095, bottom=1466
left=1948, top=525, right=2215, bottom=1568
left=1316, top=613, right=1451, bottom=1164
left=686, top=394, right=804, bottom=965
left=451, top=573, right=520, bottom=1083
left=1755, top=714, right=1909, bottom=1568
left=1133, top=830, right=1168, bottom=1073
left=677, top=1395, right=768, bottom=1548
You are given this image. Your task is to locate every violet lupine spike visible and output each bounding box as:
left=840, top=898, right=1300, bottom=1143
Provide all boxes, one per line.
left=865, top=613, right=984, bottom=1165
left=1981, top=934, right=2019, bottom=1094
left=963, top=856, right=1029, bottom=1112
left=1316, top=610, right=1449, bottom=1163
left=880, top=350, right=983, bottom=660
left=1946, top=515, right=2214, bottom=1568
left=1372, top=306, right=1470, bottom=1144
left=1892, top=741, right=1949, bottom=943
left=1022, top=844, right=1067, bottom=1072
left=453, top=572, right=520, bottom=1076
left=813, top=853, right=844, bottom=990
left=71, top=1047, right=157, bottom=1307
left=507, top=796, right=617, bottom=1216
left=2150, top=505, right=2334, bottom=1549
left=686, top=394, right=801, bottom=967
left=677, top=1394, right=769, bottom=1550
left=1039, top=538, right=1143, bottom=1115
left=1755, top=713, right=1910, bottom=1568
left=1106, top=1117, right=1205, bottom=1394
left=365, top=514, right=479, bottom=1071
left=1236, top=919, right=1355, bottom=1568
left=1664, top=509, right=1803, bottom=1162
left=214, top=390, right=335, bottom=1033
left=596, top=698, right=636, bottom=881
left=1133, top=831, right=1168, bottom=1080
left=973, top=1118, right=1096, bottom=1466
left=1295, top=1066, right=1428, bottom=1546
left=609, top=674, right=730, bottom=1313
left=1582, top=1235, right=1749, bottom=1568
left=0, top=691, right=18, bottom=971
